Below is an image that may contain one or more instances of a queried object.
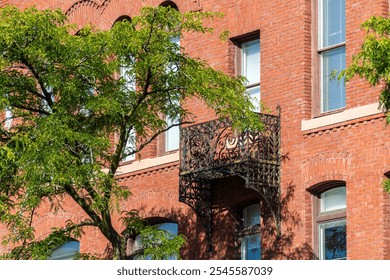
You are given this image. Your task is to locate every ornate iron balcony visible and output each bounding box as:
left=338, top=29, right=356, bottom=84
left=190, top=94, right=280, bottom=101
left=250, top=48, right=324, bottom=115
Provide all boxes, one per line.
left=179, top=113, right=280, bottom=188
left=178, top=112, right=281, bottom=252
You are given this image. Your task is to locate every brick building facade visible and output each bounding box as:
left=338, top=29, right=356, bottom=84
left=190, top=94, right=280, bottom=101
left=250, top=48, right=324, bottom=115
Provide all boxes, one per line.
left=1, top=0, right=389, bottom=260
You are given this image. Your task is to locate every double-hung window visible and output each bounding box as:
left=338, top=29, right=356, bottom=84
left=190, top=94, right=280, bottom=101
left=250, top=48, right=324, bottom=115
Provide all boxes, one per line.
left=165, top=36, right=180, bottom=152
left=241, top=39, right=261, bottom=113
left=318, top=0, right=346, bottom=113
left=314, top=186, right=347, bottom=260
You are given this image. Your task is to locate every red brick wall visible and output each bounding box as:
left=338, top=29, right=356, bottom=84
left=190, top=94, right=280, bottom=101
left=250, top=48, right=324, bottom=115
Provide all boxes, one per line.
left=1, top=0, right=389, bottom=260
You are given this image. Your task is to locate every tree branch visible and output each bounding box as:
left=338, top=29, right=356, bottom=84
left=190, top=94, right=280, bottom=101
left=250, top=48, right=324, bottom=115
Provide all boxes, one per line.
left=19, top=54, right=53, bottom=107
left=63, top=183, right=103, bottom=230
left=11, top=103, right=50, bottom=116
left=129, top=120, right=193, bottom=157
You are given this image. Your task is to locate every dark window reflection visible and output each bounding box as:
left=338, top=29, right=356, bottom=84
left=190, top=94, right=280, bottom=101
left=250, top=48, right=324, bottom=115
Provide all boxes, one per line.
left=321, top=221, right=346, bottom=260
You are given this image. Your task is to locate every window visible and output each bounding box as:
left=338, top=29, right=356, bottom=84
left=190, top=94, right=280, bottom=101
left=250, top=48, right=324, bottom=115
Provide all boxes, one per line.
left=4, top=107, right=13, bottom=129
left=165, top=35, right=180, bottom=152
left=40, top=86, right=54, bottom=115
left=119, top=53, right=136, bottom=162
left=165, top=114, right=180, bottom=152
left=48, top=240, right=80, bottom=260
left=122, top=128, right=136, bottom=162
left=120, top=62, right=136, bottom=92
left=130, top=222, right=178, bottom=260
left=240, top=204, right=261, bottom=260
left=318, top=0, right=346, bottom=113
left=239, top=38, right=260, bottom=113
left=312, top=185, right=347, bottom=260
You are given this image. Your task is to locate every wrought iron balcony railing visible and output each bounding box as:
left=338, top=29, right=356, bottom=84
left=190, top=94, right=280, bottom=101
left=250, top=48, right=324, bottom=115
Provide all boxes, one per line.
left=179, top=113, right=280, bottom=189
left=178, top=112, right=281, bottom=252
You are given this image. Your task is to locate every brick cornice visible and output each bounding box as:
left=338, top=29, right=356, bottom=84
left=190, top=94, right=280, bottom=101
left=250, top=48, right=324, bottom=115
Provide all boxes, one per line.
left=302, top=103, right=386, bottom=136
left=303, top=113, right=386, bottom=138
left=117, top=161, right=179, bottom=181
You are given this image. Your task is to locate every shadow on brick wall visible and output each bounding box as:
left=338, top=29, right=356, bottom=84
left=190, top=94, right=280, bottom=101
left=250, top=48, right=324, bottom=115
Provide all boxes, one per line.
left=262, top=183, right=315, bottom=260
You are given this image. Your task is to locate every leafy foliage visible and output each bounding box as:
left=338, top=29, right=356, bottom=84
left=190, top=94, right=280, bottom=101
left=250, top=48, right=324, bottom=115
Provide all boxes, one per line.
left=0, top=6, right=261, bottom=259
left=341, top=16, right=390, bottom=193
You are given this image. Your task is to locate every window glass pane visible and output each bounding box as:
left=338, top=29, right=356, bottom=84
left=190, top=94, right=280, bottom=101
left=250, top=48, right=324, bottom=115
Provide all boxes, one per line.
left=241, top=234, right=261, bottom=260
left=41, top=86, right=54, bottom=114
left=49, top=241, right=80, bottom=260
left=165, top=36, right=180, bottom=152
left=123, top=128, right=136, bottom=162
left=242, top=40, right=260, bottom=85
left=4, top=108, right=12, bottom=129
left=156, top=222, right=178, bottom=235
left=79, top=88, right=95, bottom=117
left=241, top=204, right=261, bottom=260
left=321, top=46, right=346, bottom=112
left=319, top=220, right=346, bottom=260
left=166, top=115, right=180, bottom=151
left=321, top=0, right=345, bottom=47
left=120, top=65, right=135, bottom=91
left=320, top=186, right=346, bottom=212
left=246, top=86, right=261, bottom=113
left=243, top=204, right=260, bottom=227
left=170, top=35, right=180, bottom=46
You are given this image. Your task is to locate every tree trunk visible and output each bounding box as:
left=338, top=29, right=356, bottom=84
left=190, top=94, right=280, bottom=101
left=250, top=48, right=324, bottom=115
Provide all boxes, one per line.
left=111, top=233, right=126, bottom=260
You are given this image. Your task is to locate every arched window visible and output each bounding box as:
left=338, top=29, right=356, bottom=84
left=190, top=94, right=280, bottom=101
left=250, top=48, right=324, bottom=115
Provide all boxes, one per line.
left=48, top=240, right=80, bottom=260
left=240, top=203, right=261, bottom=260
left=308, top=182, right=347, bottom=260
left=129, top=221, right=178, bottom=260
left=160, top=1, right=179, bottom=9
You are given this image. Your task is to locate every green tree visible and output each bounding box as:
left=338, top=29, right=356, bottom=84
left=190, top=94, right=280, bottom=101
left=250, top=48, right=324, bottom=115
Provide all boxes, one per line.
left=0, top=6, right=261, bottom=259
left=341, top=16, right=390, bottom=194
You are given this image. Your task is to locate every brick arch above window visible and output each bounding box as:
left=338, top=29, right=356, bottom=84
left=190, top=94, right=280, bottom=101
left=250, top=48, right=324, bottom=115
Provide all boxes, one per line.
left=100, top=0, right=141, bottom=29
left=65, top=0, right=103, bottom=28
left=301, top=152, right=351, bottom=189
